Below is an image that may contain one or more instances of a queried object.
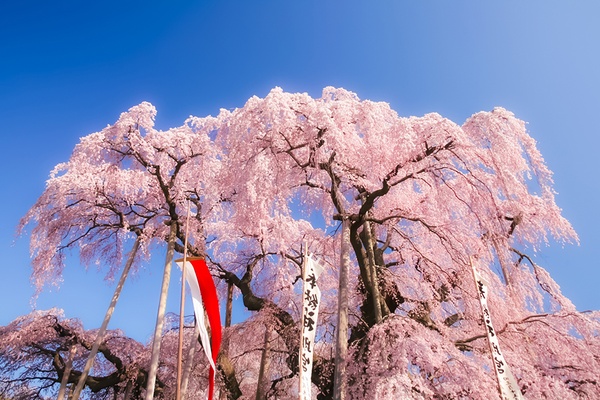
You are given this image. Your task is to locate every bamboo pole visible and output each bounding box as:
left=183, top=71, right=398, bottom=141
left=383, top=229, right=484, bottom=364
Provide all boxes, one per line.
left=177, top=202, right=192, bottom=400
left=71, top=236, right=141, bottom=399
left=180, top=329, right=198, bottom=399
left=145, top=222, right=177, bottom=400
left=57, top=345, right=77, bottom=400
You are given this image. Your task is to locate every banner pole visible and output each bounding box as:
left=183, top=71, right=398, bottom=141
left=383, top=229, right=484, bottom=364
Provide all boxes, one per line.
left=177, top=201, right=192, bottom=400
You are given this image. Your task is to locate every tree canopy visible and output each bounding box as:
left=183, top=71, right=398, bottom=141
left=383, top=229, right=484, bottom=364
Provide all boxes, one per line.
left=11, top=87, right=599, bottom=399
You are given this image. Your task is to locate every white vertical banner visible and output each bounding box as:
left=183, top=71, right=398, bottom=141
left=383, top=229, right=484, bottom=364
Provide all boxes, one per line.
left=471, top=260, right=524, bottom=400
left=299, top=254, right=324, bottom=400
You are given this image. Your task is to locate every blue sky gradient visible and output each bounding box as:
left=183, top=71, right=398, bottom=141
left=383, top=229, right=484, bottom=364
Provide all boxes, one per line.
left=1, top=1, right=598, bottom=342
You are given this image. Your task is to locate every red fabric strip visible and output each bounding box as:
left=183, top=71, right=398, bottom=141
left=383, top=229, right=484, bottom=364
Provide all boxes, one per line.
left=190, top=258, right=222, bottom=400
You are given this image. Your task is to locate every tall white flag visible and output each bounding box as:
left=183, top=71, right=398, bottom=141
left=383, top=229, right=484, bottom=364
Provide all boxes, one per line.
left=471, top=262, right=524, bottom=400
left=299, top=254, right=324, bottom=400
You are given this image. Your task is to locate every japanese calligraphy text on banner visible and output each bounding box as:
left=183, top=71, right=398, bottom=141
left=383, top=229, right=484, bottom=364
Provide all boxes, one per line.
left=471, top=263, right=524, bottom=400
left=299, top=255, right=324, bottom=400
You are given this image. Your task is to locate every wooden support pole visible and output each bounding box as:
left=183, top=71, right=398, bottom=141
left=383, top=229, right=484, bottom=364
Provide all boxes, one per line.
left=333, top=218, right=350, bottom=400
left=72, top=236, right=141, bottom=399
left=145, top=222, right=177, bottom=400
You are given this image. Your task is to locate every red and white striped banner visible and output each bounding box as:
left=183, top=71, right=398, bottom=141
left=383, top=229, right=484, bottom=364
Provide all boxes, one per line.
left=176, top=257, right=222, bottom=400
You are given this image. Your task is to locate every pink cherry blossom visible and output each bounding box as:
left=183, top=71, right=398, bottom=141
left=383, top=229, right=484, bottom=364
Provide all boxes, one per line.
left=11, top=88, right=597, bottom=399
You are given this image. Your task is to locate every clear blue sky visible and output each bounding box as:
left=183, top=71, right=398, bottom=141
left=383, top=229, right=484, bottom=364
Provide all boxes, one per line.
left=1, top=1, right=598, bottom=342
